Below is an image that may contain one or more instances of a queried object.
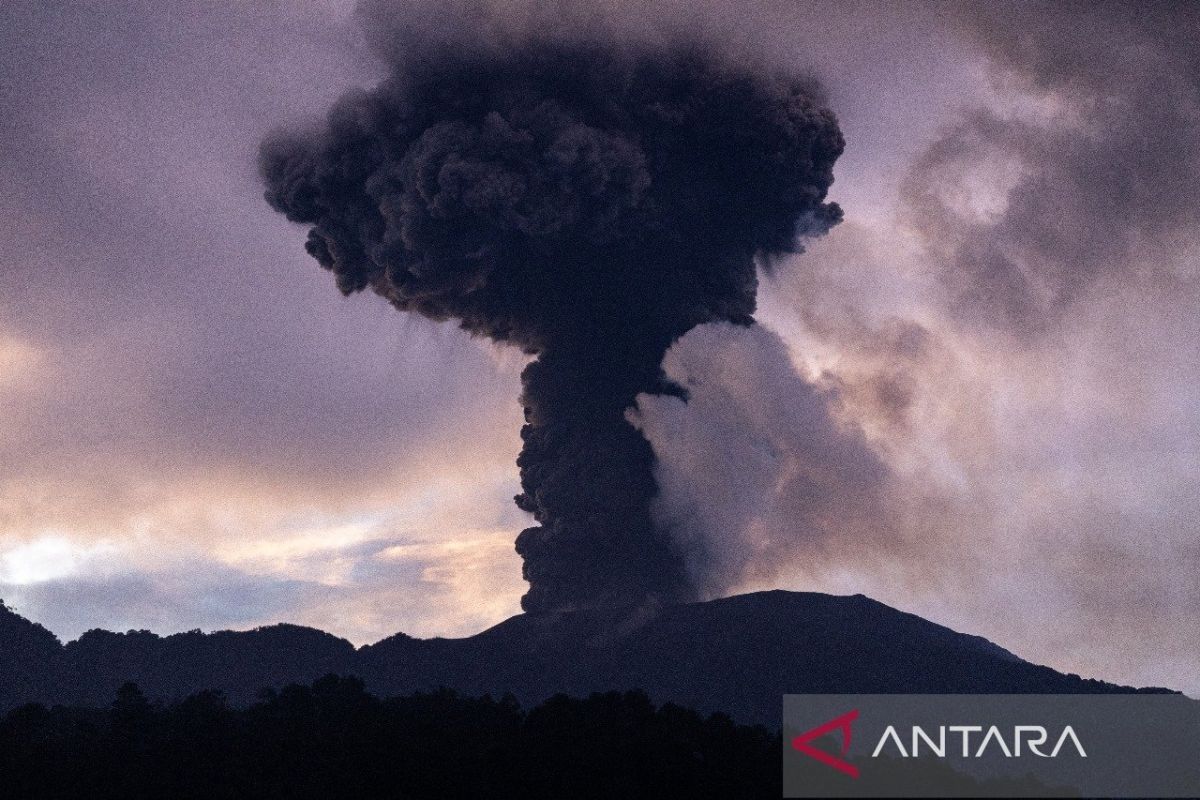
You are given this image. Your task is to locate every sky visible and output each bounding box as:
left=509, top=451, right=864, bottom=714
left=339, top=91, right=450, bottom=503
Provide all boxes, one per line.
left=0, top=0, right=1196, bottom=694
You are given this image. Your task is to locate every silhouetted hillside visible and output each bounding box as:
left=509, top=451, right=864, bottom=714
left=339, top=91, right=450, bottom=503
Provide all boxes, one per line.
left=357, top=590, right=1164, bottom=723
left=0, top=592, right=1170, bottom=722
left=0, top=600, right=61, bottom=710
left=62, top=624, right=356, bottom=707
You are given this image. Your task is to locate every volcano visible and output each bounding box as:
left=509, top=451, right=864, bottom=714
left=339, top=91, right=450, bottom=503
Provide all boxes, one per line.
left=0, top=591, right=1169, bottom=723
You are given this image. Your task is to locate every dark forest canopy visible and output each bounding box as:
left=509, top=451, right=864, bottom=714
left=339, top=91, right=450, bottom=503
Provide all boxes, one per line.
left=0, top=678, right=778, bottom=799
left=0, top=676, right=1076, bottom=799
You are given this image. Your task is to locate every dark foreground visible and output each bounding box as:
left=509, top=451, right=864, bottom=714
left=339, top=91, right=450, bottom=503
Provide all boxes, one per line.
left=0, top=677, right=778, bottom=800
left=0, top=677, right=1087, bottom=799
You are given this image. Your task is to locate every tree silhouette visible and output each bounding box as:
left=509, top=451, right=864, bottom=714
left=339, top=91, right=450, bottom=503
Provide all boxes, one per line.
left=0, top=678, right=780, bottom=799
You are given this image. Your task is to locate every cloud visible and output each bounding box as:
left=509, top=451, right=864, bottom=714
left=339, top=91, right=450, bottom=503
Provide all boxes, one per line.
left=0, top=523, right=524, bottom=645
left=904, top=0, right=1200, bottom=335
left=749, top=210, right=1200, bottom=695
left=729, top=2, right=1200, bottom=695
left=0, top=0, right=529, bottom=538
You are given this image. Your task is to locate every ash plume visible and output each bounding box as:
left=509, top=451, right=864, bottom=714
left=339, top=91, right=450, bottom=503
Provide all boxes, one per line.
left=259, top=28, right=844, bottom=612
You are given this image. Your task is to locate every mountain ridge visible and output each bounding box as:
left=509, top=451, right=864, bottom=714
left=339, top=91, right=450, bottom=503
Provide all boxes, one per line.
left=0, top=591, right=1173, bottom=724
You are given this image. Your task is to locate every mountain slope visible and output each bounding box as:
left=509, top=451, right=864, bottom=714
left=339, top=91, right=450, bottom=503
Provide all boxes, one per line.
left=357, top=591, right=1156, bottom=723
left=0, top=600, right=62, bottom=709
left=0, top=591, right=1168, bottom=722
left=60, top=623, right=356, bottom=707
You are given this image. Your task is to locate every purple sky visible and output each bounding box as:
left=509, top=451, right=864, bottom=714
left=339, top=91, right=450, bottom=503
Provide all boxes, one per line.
left=1, top=0, right=1196, bottom=694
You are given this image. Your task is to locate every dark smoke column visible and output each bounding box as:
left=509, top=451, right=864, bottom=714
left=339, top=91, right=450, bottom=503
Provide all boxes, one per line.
left=260, top=41, right=843, bottom=612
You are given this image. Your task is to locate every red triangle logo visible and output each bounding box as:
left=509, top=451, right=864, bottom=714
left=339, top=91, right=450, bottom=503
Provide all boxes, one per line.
left=790, top=709, right=860, bottom=778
